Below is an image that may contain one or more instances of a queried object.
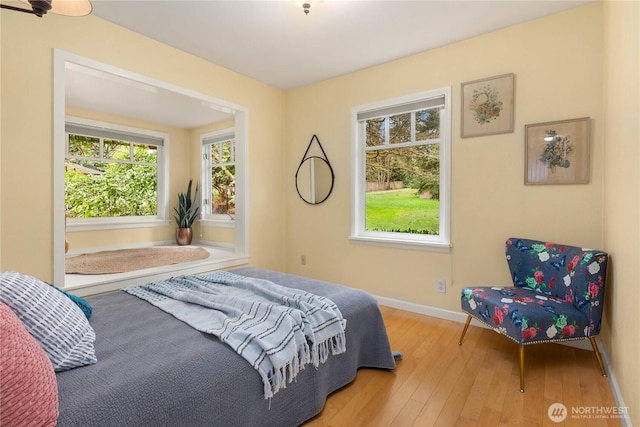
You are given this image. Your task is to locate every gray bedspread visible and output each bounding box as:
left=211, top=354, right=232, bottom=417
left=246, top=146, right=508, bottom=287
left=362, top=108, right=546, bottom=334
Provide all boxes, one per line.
left=55, top=268, right=396, bottom=426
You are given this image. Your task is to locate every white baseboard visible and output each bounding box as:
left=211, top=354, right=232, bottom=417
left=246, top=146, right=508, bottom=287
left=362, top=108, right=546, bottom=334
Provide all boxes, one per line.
left=375, top=295, right=593, bottom=351
left=376, top=295, right=471, bottom=324
left=374, top=295, right=630, bottom=425
left=598, top=344, right=632, bottom=427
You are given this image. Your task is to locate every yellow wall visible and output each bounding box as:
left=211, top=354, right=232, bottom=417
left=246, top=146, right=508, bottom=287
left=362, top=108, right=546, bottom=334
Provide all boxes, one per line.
left=285, top=4, right=604, bottom=311
left=0, top=11, right=287, bottom=277
left=602, top=1, right=640, bottom=425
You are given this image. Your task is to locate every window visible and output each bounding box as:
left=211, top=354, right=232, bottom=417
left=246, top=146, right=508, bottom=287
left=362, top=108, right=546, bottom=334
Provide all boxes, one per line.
left=201, top=130, right=235, bottom=221
left=351, top=87, right=451, bottom=251
left=64, top=119, right=168, bottom=226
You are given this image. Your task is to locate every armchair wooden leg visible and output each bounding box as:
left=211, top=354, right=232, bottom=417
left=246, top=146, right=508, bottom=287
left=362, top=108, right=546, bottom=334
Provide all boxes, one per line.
left=519, top=345, right=525, bottom=393
left=458, top=314, right=472, bottom=345
left=589, top=337, right=607, bottom=377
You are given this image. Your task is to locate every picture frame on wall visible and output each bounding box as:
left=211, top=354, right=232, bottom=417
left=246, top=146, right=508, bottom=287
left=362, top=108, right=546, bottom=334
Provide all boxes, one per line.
left=524, top=117, right=590, bottom=185
left=461, top=73, right=515, bottom=138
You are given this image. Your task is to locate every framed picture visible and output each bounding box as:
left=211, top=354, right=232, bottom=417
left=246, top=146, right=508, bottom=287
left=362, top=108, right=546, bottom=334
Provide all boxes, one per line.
left=524, top=117, right=590, bottom=185
left=461, top=73, right=515, bottom=138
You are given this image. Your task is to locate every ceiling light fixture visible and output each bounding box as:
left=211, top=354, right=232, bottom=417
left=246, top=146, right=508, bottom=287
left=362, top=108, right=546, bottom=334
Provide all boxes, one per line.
left=0, top=0, right=92, bottom=17
left=302, top=1, right=311, bottom=15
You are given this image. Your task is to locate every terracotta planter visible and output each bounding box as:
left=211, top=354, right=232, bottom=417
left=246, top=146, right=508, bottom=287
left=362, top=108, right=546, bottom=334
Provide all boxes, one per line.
left=176, top=228, right=193, bottom=246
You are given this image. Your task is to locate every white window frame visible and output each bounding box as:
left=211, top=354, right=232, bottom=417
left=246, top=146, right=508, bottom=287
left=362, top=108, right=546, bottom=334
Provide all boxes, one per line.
left=64, top=116, right=170, bottom=232
left=350, top=87, right=451, bottom=252
left=200, top=129, right=236, bottom=227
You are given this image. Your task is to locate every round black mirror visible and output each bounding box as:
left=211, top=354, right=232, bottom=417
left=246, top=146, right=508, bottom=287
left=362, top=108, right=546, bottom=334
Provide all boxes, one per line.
left=296, top=156, right=334, bottom=204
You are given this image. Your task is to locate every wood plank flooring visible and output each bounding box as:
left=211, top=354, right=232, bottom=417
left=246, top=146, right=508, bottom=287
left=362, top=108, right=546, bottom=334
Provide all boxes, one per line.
left=304, top=306, right=621, bottom=427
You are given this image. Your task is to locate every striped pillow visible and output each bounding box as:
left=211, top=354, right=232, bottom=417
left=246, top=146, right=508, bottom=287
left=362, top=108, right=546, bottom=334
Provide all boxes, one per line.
left=0, top=302, right=59, bottom=426
left=0, top=271, right=97, bottom=371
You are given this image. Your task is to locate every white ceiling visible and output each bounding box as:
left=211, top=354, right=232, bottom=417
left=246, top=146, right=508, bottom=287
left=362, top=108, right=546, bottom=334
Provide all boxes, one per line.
left=91, top=0, right=593, bottom=91
left=67, top=0, right=593, bottom=129
left=65, top=63, right=234, bottom=128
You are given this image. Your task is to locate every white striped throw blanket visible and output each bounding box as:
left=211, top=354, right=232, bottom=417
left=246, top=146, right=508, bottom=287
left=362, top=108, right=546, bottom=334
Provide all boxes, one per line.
left=124, top=271, right=347, bottom=398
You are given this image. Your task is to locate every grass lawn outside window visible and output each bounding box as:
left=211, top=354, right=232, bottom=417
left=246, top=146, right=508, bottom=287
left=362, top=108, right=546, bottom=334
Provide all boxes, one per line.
left=365, top=188, right=439, bottom=235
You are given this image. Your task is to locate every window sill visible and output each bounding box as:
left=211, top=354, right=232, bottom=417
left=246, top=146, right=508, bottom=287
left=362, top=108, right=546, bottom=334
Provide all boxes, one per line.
left=199, top=219, right=235, bottom=229
left=349, top=235, right=451, bottom=253
left=67, top=218, right=171, bottom=232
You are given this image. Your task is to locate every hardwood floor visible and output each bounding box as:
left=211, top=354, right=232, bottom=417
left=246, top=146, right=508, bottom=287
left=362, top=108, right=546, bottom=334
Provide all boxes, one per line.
left=304, top=306, right=621, bottom=427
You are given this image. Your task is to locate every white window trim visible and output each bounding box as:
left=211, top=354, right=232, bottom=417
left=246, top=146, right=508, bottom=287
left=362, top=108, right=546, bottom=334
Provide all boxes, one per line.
left=350, top=87, right=452, bottom=252
left=200, top=128, right=236, bottom=223
left=65, top=116, right=170, bottom=231
left=67, top=217, right=171, bottom=232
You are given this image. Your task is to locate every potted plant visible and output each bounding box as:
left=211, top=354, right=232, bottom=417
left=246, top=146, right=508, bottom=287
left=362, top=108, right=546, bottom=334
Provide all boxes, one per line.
left=174, top=179, right=200, bottom=245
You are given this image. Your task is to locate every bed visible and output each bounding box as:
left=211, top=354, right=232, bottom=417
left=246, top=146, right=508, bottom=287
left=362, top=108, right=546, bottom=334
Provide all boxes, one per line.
left=54, top=267, right=397, bottom=426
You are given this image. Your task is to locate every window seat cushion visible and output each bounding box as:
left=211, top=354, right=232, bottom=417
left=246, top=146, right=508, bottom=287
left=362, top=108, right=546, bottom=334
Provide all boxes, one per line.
left=461, top=286, right=590, bottom=344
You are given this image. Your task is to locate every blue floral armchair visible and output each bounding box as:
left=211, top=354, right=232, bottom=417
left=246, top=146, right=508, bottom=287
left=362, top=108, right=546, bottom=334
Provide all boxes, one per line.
left=458, top=237, right=608, bottom=392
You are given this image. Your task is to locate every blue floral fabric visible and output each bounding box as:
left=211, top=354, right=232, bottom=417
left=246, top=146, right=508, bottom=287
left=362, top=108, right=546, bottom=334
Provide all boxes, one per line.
left=461, top=238, right=608, bottom=345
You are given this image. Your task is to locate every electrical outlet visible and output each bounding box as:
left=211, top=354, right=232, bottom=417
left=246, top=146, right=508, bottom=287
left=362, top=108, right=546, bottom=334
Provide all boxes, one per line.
left=301, top=255, right=307, bottom=265
left=437, top=279, right=446, bottom=293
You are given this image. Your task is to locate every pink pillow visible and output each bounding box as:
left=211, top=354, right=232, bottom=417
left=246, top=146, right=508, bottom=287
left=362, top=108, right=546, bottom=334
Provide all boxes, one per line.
left=0, top=302, right=58, bottom=426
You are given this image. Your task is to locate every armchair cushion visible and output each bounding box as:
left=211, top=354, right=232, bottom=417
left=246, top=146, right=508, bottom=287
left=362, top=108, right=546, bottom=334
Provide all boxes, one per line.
left=462, top=286, right=590, bottom=344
